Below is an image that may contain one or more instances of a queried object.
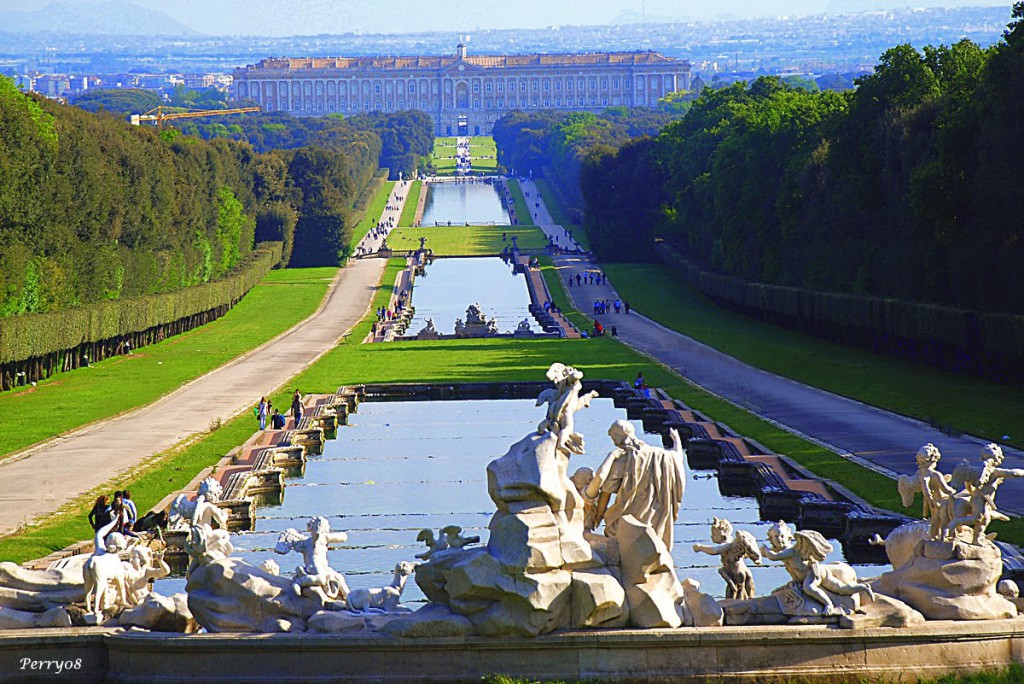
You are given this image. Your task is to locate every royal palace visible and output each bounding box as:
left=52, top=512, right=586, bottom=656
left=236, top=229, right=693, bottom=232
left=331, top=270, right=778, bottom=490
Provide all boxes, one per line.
left=232, top=44, right=691, bottom=135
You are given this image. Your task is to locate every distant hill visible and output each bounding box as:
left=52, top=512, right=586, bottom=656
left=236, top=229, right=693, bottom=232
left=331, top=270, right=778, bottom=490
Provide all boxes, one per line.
left=0, top=1, right=198, bottom=36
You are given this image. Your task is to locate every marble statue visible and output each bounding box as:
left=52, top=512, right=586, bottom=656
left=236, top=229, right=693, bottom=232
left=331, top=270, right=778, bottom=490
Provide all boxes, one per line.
left=420, top=318, right=436, bottom=334
left=168, top=477, right=223, bottom=531
left=123, top=545, right=171, bottom=605
left=261, top=559, right=281, bottom=576
left=536, top=362, right=598, bottom=456
left=693, top=518, right=761, bottom=600
left=585, top=421, right=684, bottom=551
left=760, top=522, right=874, bottom=615
left=465, top=303, right=485, bottom=324
left=515, top=318, right=533, bottom=335
left=415, top=528, right=448, bottom=560
left=345, top=561, right=416, bottom=613
left=898, top=443, right=958, bottom=540
left=945, top=443, right=1024, bottom=544
left=83, top=518, right=131, bottom=622
left=486, top=318, right=499, bottom=335
left=441, top=525, right=480, bottom=549
left=454, top=318, right=465, bottom=336
left=185, top=523, right=230, bottom=577
left=274, top=517, right=351, bottom=600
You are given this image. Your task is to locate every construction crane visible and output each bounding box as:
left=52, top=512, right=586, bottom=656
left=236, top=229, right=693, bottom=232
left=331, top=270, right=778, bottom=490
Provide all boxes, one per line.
left=129, top=105, right=261, bottom=129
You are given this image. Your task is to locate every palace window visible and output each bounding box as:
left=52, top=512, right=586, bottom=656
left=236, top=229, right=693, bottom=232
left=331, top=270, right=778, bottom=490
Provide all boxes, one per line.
left=613, top=78, right=620, bottom=90
left=555, top=81, right=561, bottom=91
left=409, top=83, right=415, bottom=93
left=374, top=84, right=381, bottom=94
left=543, top=81, right=549, bottom=91
left=497, top=82, right=503, bottom=92
left=485, top=82, right=492, bottom=92
left=509, top=82, right=516, bottom=92
left=473, top=82, right=479, bottom=93
left=589, top=78, right=596, bottom=90
left=532, top=81, right=538, bottom=92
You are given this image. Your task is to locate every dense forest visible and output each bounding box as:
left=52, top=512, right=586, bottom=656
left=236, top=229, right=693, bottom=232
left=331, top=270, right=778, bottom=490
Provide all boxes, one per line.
left=580, top=4, right=1024, bottom=315
left=173, top=109, right=433, bottom=181
left=492, top=105, right=692, bottom=216
left=0, top=80, right=437, bottom=317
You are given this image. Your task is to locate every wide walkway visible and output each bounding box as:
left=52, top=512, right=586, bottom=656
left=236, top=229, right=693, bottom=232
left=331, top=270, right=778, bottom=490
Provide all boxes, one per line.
left=527, top=198, right=1024, bottom=515
left=0, top=259, right=386, bottom=537
left=354, top=180, right=411, bottom=256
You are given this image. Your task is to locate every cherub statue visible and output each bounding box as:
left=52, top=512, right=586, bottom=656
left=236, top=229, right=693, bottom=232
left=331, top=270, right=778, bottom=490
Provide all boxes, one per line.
left=693, top=518, right=761, bottom=600
left=83, top=518, right=131, bottom=621
left=761, top=523, right=874, bottom=616
left=945, top=443, right=1024, bottom=544
left=274, top=516, right=351, bottom=600
left=535, top=362, right=598, bottom=456
left=168, top=477, right=224, bottom=531
left=897, top=443, right=958, bottom=540
left=123, top=545, right=171, bottom=605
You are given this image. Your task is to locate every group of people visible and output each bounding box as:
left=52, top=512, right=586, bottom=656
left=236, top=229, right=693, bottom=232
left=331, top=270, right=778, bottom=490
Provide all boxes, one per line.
left=254, top=389, right=304, bottom=431
left=568, top=271, right=608, bottom=287
left=592, top=298, right=626, bottom=315
left=87, top=490, right=168, bottom=539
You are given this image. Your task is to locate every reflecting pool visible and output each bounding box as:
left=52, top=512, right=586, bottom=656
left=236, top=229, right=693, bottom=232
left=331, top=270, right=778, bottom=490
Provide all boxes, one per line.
left=420, top=182, right=510, bottom=226
left=407, top=257, right=538, bottom=334
left=159, top=398, right=888, bottom=602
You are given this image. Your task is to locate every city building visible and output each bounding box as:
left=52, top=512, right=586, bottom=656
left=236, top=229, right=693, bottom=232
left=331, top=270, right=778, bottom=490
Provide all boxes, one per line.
left=231, top=44, right=691, bottom=135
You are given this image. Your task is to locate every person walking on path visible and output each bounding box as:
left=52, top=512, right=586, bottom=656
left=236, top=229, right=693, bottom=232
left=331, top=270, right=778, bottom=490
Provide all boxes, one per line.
left=291, top=390, right=304, bottom=424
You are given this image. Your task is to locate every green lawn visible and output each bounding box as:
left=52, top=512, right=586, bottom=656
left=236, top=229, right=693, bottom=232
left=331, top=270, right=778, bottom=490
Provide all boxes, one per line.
left=432, top=137, right=458, bottom=176
left=533, top=178, right=590, bottom=251
left=506, top=178, right=538, bottom=227
left=603, top=263, right=1024, bottom=451
left=0, top=267, right=337, bottom=461
left=350, top=176, right=395, bottom=249
left=398, top=180, right=422, bottom=227
left=0, top=261, right=401, bottom=563
left=537, top=256, right=590, bottom=331
left=387, top=225, right=548, bottom=256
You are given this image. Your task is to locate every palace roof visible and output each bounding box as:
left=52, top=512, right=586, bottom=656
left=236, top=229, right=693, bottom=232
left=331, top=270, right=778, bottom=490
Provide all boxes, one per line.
left=239, top=51, right=682, bottom=72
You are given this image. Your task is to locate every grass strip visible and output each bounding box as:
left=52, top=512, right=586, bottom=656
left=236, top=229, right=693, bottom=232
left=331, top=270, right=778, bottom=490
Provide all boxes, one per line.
left=533, top=178, right=589, bottom=251
left=0, top=267, right=337, bottom=460
left=602, top=263, right=1024, bottom=451
left=506, top=178, right=538, bottom=227
left=387, top=225, right=548, bottom=256
left=398, top=180, right=421, bottom=226
left=349, top=176, right=395, bottom=249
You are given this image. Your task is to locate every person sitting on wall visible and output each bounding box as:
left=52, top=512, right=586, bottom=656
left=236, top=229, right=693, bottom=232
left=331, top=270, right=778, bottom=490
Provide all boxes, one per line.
left=271, top=409, right=287, bottom=430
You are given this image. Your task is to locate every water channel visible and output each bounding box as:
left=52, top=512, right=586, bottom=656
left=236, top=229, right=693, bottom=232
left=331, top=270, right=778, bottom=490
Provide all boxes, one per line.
left=407, top=257, right=538, bottom=334
left=159, top=398, right=888, bottom=602
left=419, top=181, right=510, bottom=226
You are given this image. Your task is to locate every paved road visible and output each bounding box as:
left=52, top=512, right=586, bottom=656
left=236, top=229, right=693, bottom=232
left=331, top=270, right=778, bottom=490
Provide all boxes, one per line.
left=518, top=179, right=582, bottom=251
left=523, top=189, right=1024, bottom=515
left=0, top=258, right=386, bottom=536
left=354, top=180, right=411, bottom=256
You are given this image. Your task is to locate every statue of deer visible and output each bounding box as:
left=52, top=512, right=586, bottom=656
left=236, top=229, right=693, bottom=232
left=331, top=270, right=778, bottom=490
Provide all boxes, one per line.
left=345, top=561, right=416, bottom=614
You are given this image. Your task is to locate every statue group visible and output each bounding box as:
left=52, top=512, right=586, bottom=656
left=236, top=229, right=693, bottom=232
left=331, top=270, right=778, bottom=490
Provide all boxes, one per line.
left=0, top=362, right=1019, bottom=635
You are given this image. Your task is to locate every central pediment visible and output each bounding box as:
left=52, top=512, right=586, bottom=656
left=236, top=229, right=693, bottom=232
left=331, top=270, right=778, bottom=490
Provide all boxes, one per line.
left=441, top=59, right=487, bottom=77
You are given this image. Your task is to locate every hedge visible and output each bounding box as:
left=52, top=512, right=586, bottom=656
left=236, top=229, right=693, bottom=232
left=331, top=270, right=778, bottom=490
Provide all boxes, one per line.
left=0, top=242, right=282, bottom=389
left=657, top=244, right=1024, bottom=382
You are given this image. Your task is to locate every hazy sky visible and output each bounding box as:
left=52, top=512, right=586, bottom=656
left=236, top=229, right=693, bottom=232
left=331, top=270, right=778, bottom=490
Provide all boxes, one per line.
left=1, top=0, right=1014, bottom=35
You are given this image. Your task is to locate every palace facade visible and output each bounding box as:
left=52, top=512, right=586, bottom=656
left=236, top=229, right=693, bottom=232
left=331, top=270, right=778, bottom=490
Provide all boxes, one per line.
left=232, top=45, right=691, bottom=136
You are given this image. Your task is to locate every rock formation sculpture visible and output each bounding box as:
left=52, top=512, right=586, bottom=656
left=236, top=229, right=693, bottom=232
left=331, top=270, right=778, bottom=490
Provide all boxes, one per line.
left=693, top=518, right=761, bottom=600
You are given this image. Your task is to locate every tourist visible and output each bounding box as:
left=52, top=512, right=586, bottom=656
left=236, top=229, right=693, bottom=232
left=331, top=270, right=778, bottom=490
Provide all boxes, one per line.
left=271, top=409, right=287, bottom=430
left=614, top=299, right=621, bottom=314
left=634, top=371, right=645, bottom=390
left=257, top=396, right=269, bottom=430
left=88, top=495, right=112, bottom=532
left=135, top=510, right=169, bottom=534
left=611, top=326, right=618, bottom=338
left=291, top=390, right=303, bottom=423
left=123, top=490, right=138, bottom=528
left=624, top=300, right=631, bottom=315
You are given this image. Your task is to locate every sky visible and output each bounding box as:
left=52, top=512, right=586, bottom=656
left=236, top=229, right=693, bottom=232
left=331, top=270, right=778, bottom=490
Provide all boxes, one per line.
left=0, top=0, right=1014, bottom=35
